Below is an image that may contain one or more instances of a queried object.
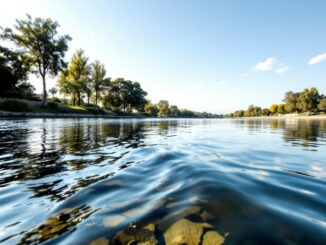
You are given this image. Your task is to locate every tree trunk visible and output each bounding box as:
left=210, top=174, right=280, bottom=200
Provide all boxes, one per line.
left=77, top=91, right=81, bottom=106
left=42, top=75, right=47, bottom=106
left=95, top=91, right=98, bottom=106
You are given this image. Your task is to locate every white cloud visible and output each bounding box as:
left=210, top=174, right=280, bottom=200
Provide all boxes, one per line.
left=253, top=57, right=277, bottom=71
left=253, top=57, right=288, bottom=74
left=308, top=52, right=326, bottom=65
left=218, top=80, right=227, bottom=86
left=275, top=66, right=289, bottom=74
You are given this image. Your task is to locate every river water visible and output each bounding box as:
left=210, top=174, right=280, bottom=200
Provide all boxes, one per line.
left=0, top=118, right=325, bottom=244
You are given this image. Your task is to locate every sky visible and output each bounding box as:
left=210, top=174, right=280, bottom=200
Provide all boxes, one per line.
left=0, top=0, right=325, bottom=114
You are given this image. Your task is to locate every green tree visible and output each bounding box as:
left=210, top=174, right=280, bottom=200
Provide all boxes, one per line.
left=48, top=87, right=57, bottom=99
left=144, top=102, right=159, bottom=116
left=269, top=104, right=279, bottom=114
left=318, top=98, right=326, bottom=112
left=277, top=104, right=286, bottom=114
left=0, top=45, right=31, bottom=97
left=90, top=60, right=110, bottom=105
left=157, top=100, right=170, bottom=117
left=170, top=105, right=180, bottom=117
left=283, top=91, right=299, bottom=113
left=2, top=15, right=71, bottom=105
left=58, top=49, right=90, bottom=106
left=296, top=87, right=320, bottom=114
left=102, top=78, right=147, bottom=113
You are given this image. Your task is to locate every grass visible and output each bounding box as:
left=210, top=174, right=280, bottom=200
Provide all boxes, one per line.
left=0, top=98, right=120, bottom=116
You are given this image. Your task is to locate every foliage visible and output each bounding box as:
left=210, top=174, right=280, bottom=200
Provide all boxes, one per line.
left=318, top=98, right=326, bottom=112
left=227, top=87, right=325, bottom=118
left=102, top=78, right=147, bottom=113
left=157, top=100, right=170, bottom=117
left=90, top=60, right=110, bottom=105
left=46, top=101, right=58, bottom=109
left=0, top=45, right=31, bottom=97
left=277, top=104, right=285, bottom=114
left=58, top=49, right=90, bottom=106
left=0, top=98, right=29, bottom=112
left=49, top=87, right=58, bottom=98
left=283, top=91, right=299, bottom=113
left=144, top=102, right=159, bottom=116
left=296, top=87, right=321, bottom=113
left=2, top=15, right=71, bottom=105
left=269, top=104, right=279, bottom=114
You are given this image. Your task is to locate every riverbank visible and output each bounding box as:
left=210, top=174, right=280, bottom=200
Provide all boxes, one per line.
left=0, top=98, right=147, bottom=118
left=230, top=114, right=326, bottom=120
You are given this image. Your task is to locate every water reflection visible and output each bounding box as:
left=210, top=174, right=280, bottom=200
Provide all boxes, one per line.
left=0, top=118, right=325, bottom=244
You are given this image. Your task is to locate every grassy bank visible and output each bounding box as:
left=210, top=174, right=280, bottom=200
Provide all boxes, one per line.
left=0, top=98, right=144, bottom=118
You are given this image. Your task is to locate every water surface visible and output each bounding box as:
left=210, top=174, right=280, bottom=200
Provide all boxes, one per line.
left=0, top=118, right=325, bottom=244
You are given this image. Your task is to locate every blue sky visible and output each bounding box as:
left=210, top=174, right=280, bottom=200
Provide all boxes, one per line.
left=1, top=0, right=325, bottom=113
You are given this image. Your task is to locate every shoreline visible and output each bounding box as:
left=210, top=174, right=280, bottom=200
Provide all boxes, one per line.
left=0, top=110, right=148, bottom=119
left=0, top=110, right=325, bottom=119
left=229, top=115, right=326, bottom=120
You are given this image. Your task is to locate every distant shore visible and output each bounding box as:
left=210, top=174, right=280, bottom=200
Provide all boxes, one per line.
left=230, top=114, right=326, bottom=120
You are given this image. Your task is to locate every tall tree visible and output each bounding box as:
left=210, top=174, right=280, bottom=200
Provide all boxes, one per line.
left=2, top=15, right=71, bottom=105
left=296, top=87, right=320, bottom=114
left=48, top=87, right=57, bottom=99
left=157, top=100, right=170, bottom=117
left=283, top=91, right=299, bottom=113
left=318, top=98, right=326, bottom=112
left=90, top=60, right=109, bottom=105
left=269, top=104, right=279, bottom=114
left=58, top=49, right=90, bottom=106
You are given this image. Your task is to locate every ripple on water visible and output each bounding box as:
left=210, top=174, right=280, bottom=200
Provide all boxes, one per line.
left=0, top=118, right=325, bottom=244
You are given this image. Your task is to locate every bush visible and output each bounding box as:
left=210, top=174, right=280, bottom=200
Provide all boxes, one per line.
left=46, top=101, right=58, bottom=109
left=85, top=103, right=100, bottom=108
left=49, top=97, right=61, bottom=103
left=0, top=99, right=29, bottom=112
left=85, top=107, right=106, bottom=114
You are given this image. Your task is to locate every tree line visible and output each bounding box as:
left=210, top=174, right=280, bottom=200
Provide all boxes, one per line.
left=0, top=15, right=220, bottom=117
left=225, top=87, right=326, bottom=118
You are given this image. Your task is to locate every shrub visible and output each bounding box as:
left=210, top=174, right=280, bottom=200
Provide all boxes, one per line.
left=0, top=99, right=29, bottom=112
left=46, top=101, right=58, bottom=109
left=85, top=107, right=106, bottom=114
left=49, top=97, right=61, bottom=103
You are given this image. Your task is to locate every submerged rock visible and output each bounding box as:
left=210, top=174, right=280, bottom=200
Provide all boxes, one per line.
left=103, top=215, right=126, bottom=227
left=89, top=237, right=110, bottom=245
left=163, top=218, right=212, bottom=245
left=202, top=231, right=225, bottom=245
left=113, top=223, right=158, bottom=244
left=200, top=210, right=215, bottom=221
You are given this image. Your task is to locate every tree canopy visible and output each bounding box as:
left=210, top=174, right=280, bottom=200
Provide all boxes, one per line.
left=1, top=15, right=71, bottom=105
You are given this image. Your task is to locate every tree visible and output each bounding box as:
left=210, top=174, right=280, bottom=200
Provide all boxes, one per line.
left=58, top=49, right=90, bottom=106
left=157, top=100, right=170, bottom=117
left=269, top=104, right=279, bottom=114
left=2, top=15, right=71, bottom=105
left=170, top=105, right=180, bottom=117
left=144, top=102, right=159, bottom=116
left=0, top=45, right=31, bottom=97
left=283, top=91, right=299, bottom=113
left=277, top=104, right=286, bottom=114
left=296, top=87, right=320, bottom=114
left=318, top=98, right=326, bottom=112
left=49, top=87, right=57, bottom=99
left=102, top=78, right=147, bottom=113
left=90, top=60, right=110, bottom=105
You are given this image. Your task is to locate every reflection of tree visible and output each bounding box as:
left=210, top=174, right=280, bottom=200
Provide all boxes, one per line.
left=0, top=120, right=64, bottom=186
left=270, top=119, right=326, bottom=149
